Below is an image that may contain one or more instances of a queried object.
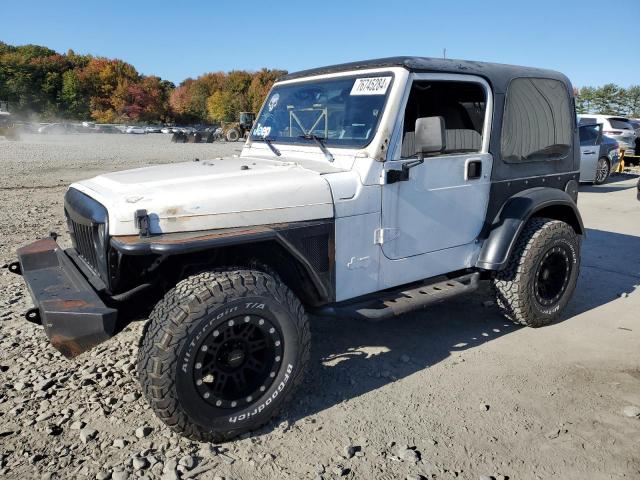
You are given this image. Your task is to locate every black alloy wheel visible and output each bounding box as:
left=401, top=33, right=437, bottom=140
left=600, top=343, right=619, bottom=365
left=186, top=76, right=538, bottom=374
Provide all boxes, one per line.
left=192, top=314, right=283, bottom=409
left=534, top=245, right=572, bottom=308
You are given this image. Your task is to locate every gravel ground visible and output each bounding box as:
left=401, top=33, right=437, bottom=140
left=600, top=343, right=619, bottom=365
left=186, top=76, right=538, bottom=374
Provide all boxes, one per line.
left=0, top=134, right=639, bottom=480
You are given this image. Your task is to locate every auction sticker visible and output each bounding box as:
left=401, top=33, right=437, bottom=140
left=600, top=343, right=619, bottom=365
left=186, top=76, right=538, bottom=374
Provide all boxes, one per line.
left=350, top=76, right=391, bottom=95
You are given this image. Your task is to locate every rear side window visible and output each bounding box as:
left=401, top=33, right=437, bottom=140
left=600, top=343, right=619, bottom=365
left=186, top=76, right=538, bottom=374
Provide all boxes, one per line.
left=501, top=78, right=572, bottom=163
left=608, top=118, right=632, bottom=129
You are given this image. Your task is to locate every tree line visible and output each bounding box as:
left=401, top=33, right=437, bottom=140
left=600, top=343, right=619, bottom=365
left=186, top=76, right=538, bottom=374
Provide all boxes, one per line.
left=3, top=41, right=639, bottom=123
left=575, top=85, right=640, bottom=117
left=0, top=41, right=286, bottom=124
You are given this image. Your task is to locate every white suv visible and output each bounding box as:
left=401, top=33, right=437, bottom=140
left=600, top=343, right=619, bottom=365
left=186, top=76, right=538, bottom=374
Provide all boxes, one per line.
left=578, top=114, right=636, bottom=155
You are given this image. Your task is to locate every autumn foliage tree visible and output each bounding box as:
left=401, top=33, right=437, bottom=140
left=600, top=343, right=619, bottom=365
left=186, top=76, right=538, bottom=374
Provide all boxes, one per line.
left=1, top=41, right=286, bottom=123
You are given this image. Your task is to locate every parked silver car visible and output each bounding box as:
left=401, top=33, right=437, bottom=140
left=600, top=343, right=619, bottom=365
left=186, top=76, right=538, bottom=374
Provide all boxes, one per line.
left=579, top=123, right=620, bottom=184
left=578, top=115, right=636, bottom=155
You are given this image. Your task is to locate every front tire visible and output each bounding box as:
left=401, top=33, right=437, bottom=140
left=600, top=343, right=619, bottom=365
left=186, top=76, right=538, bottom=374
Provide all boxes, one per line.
left=137, top=269, right=310, bottom=442
left=492, top=218, right=580, bottom=327
left=226, top=128, right=240, bottom=142
left=594, top=157, right=610, bottom=185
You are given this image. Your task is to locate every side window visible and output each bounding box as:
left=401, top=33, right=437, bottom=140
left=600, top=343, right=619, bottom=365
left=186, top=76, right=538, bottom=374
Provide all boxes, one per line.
left=579, top=125, right=599, bottom=146
left=501, top=78, right=572, bottom=163
left=579, top=116, right=596, bottom=125
left=400, top=81, right=486, bottom=158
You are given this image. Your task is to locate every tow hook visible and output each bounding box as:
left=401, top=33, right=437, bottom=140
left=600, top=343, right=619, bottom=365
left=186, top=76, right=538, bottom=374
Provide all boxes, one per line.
left=25, top=308, right=41, bottom=325
left=7, top=261, right=21, bottom=275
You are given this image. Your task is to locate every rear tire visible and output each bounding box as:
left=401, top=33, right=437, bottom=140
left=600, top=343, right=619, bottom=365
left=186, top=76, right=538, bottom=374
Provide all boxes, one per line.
left=137, top=268, right=310, bottom=442
left=492, top=218, right=580, bottom=327
left=594, top=157, right=610, bottom=185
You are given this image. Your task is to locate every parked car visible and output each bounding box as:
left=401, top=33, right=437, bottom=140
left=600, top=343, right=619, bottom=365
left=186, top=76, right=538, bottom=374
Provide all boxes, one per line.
left=628, top=119, right=640, bottom=163
left=145, top=126, right=163, bottom=133
left=578, top=115, right=636, bottom=155
left=125, top=126, right=146, bottom=134
left=95, top=125, right=122, bottom=134
left=578, top=123, right=620, bottom=184
left=160, top=127, right=174, bottom=134
left=12, top=56, right=584, bottom=442
left=37, top=123, right=80, bottom=134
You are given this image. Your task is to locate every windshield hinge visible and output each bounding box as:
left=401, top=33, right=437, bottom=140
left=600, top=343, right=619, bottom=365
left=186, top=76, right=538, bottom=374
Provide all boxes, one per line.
left=374, top=228, right=399, bottom=245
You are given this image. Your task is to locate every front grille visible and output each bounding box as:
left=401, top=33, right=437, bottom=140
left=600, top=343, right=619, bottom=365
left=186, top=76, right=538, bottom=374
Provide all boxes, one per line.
left=69, top=219, right=100, bottom=273
left=64, top=188, right=109, bottom=285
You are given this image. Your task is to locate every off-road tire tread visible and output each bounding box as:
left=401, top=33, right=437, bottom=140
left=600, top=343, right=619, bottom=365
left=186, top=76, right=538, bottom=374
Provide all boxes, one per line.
left=137, top=268, right=310, bottom=442
left=492, top=218, right=579, bottom=328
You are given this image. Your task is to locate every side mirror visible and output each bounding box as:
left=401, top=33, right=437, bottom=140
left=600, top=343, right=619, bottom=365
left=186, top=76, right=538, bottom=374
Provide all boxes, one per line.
left=415, top=116, right=446, bottom=158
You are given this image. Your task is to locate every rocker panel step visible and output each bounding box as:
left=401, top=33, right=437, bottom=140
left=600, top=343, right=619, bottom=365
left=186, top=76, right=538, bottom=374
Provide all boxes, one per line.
left=317, top=272, right=480, bottom=321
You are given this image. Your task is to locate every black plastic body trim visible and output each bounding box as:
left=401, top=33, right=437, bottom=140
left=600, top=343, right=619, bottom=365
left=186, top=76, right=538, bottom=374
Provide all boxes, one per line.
left=16, top=237, right=117, bottom=359
left=315, top=272, right=479, bottom=321
left=476, top=186, right=584, bottom=271
left=110, top=220, right=336, bottom=304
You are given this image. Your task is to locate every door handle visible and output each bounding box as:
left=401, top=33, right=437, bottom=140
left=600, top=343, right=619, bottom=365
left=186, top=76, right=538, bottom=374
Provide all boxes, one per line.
left=583, top=150, right=596, bottom=154
left=465, top=159, right=482, bottom=180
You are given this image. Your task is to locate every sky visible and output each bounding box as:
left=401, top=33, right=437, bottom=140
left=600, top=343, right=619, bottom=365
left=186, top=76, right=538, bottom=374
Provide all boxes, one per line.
left=2, top=0, right=639, bottom=88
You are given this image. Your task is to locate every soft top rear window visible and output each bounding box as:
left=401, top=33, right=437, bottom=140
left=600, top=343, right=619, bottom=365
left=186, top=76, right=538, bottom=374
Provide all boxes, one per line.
left=501, top=78, right=572, bottom=163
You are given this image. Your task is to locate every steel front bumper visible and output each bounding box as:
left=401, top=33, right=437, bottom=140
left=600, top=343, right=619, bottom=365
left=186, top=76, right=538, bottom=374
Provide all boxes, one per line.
left=13, top=238, right=117, bottom=359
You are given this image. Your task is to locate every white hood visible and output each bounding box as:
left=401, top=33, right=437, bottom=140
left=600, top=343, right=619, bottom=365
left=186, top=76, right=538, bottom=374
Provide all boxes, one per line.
left=70, top=156, right=338, bottom=236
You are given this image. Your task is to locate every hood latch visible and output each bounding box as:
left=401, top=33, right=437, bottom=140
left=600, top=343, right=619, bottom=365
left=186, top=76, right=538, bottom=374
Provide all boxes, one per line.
left=134, top=209, right=151, bottom=238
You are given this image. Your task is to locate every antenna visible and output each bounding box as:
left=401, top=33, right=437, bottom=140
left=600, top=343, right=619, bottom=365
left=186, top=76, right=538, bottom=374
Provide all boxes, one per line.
left=443, top=48, right=447, bottom=59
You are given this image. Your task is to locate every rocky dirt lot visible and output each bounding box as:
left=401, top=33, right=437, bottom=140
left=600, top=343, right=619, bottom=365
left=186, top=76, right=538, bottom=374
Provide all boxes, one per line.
left=0, top=134, right=639, bottom=480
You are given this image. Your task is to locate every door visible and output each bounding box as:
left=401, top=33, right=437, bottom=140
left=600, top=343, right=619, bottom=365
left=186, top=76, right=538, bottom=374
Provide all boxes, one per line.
left=381, top=75, right=493, bottom=260
left=578, top=124, right=601, bottom=182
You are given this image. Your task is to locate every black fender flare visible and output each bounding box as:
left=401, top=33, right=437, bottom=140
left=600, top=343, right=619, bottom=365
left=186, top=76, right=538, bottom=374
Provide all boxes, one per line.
left=476, top=187, right=584, bottom=271
left=110, top=220, right=335, bottom=304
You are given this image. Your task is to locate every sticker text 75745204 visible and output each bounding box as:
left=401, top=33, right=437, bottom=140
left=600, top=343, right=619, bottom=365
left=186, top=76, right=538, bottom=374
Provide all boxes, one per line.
left=350, top=77, right=392, bottom=96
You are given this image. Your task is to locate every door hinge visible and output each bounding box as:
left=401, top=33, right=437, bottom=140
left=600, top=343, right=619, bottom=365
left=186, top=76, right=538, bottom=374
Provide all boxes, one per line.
left=374, top=228, right=399, bottom=245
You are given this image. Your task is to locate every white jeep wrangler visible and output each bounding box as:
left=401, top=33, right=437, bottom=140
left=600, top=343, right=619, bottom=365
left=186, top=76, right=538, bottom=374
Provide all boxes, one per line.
left=13, top=57, right=584, bottom=441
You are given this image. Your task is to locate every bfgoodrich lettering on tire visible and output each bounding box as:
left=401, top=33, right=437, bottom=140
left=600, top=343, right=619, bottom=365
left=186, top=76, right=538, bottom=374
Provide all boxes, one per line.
left=137, top=269, right=310, bottom=442
left=492, top=218, right=580, bottom=327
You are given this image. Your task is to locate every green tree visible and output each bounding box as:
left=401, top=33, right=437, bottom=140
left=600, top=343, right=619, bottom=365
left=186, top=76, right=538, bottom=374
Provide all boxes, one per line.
left=623, top=85, right=640, bottom=117
left=60, top=69, right=87, bottom=118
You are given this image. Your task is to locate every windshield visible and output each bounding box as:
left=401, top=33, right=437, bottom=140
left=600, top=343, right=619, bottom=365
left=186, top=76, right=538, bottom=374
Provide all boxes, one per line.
left=251, top=74, right=393, bottom=148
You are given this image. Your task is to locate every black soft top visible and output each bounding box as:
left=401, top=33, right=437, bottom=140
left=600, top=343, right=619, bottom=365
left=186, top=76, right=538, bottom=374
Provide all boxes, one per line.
left=280, top=56, right=571, bottom=94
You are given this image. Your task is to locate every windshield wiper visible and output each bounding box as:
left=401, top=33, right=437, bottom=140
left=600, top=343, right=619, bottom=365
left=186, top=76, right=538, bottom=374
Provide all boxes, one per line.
left=299, top=134, right=334, bottom=162
left=263, top=137, right=281, bottom=156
